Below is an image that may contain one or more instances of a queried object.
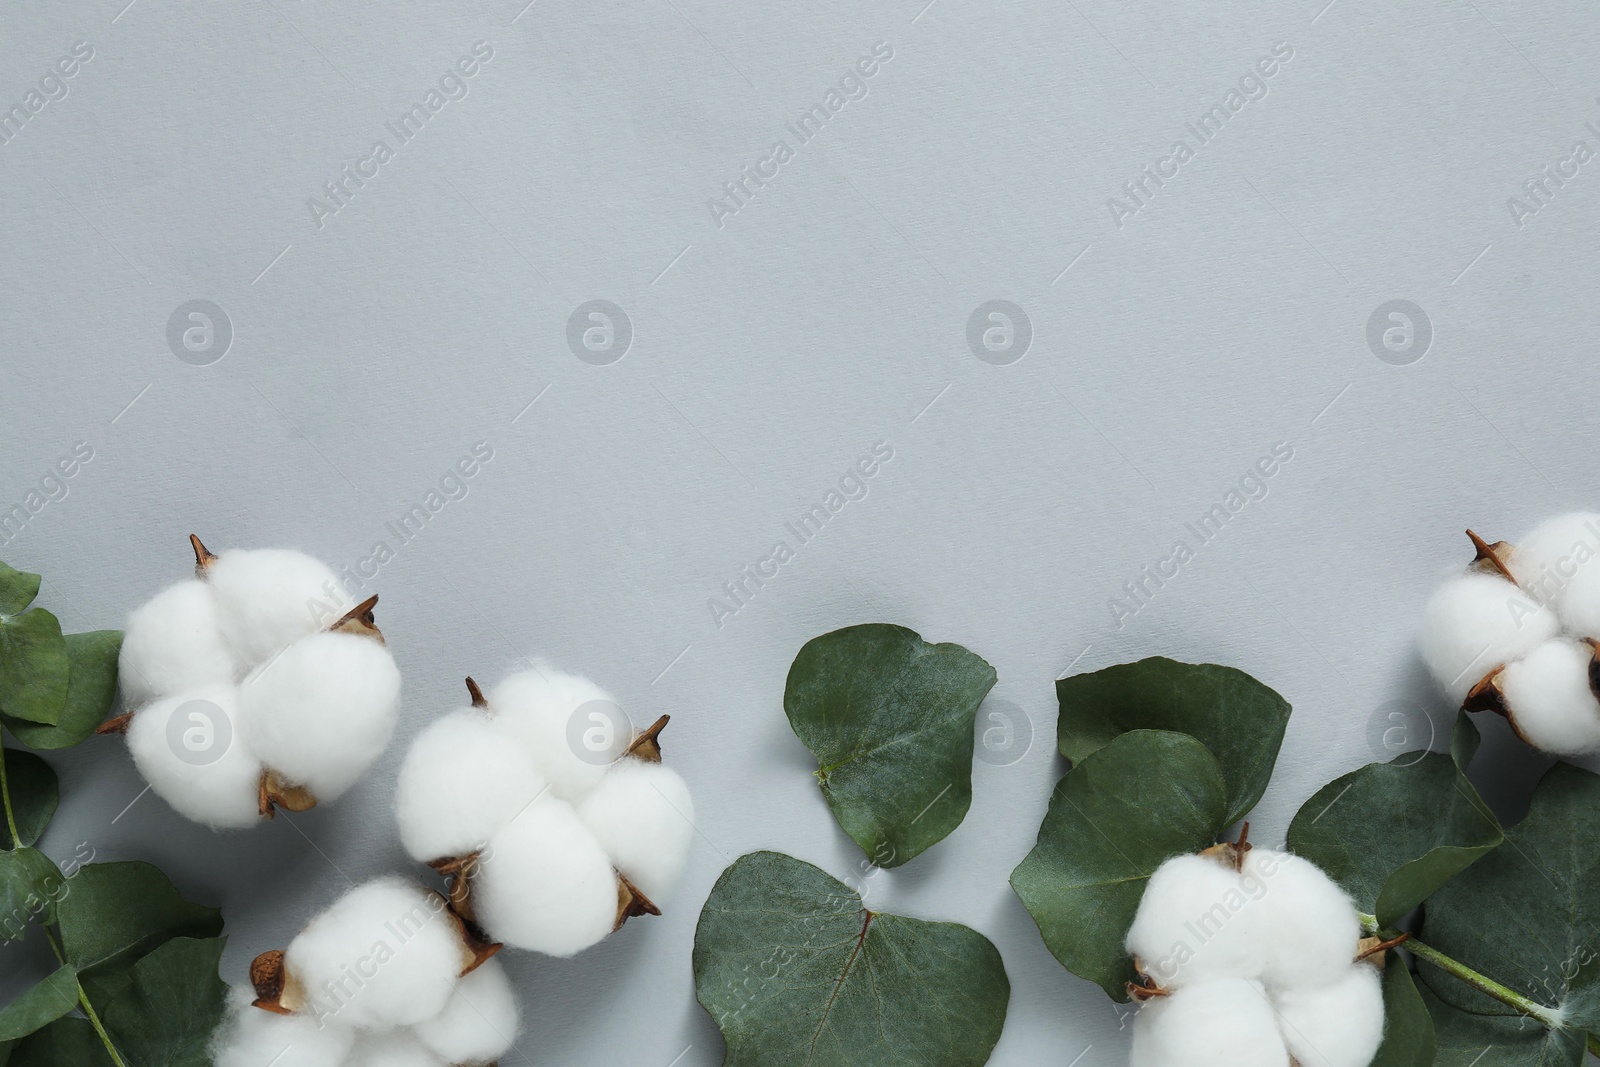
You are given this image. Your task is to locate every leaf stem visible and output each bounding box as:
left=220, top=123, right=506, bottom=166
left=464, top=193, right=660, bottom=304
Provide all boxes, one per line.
left=42, top=928, right=128, bottom=1067
left=1359, top=913, right=1565, bottom=1030
left=0, top=745, right=20, bottom=849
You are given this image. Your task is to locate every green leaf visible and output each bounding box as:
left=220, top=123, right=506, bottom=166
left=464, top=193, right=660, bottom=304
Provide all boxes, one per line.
left=1055, top=657, right=1290, bottom=825
left=1450, top=709, right=1480, bottom=771
left=1420, top=984, right=1584, bottom=1066
left=1372, top=957, right=1435, bottom=1067
left=3, top=632, right=123, bottom=750
left=56, top=862, right=222, bottom=973
left=0, top=967, right=79, bottom=1042
left=0, top=848, right=63, bottom=941
left=101, top=936, right=227, bottom=1067
left=6, top=1017, right=116, bottom=1067
left=1286, top=752, right=1502, bottom=928
left=1010, top=730, right=1229, bottom=1000
left=694, top=851, right=1009, bottom=1067
left=0, top=748, right=58, bottom=848
left=0, top=610, right=68, bottom=726
left=784, top=624, right=997, bottom=867
left=0, top=566, right=39, bottom=617
left=1419, top=761, right=1600, bottom=1031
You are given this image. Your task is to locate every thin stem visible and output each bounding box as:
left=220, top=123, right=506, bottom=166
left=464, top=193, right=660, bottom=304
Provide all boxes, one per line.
left=0, top=745, right=20, bottom=848
left=42, top=928, right=128, bottom=1067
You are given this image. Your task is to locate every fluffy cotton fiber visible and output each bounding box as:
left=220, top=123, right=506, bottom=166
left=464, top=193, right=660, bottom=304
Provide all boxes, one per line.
left=1509, top=512, right=1600, bottom=637
left=474, top=799, right=619, bottom=957
left=1125, top=854, right=1265, bottom=989
left=208, top=547, right=347, bottom=666
left=1130, top=979, right=1289, bottom=1067
left=126, top=684, right=263, bottom=830
left=577, top=760, right=694, bottom=902
left=212, top=984, right=354, bottom=1067
left=342, top=1033, right=447, bottom=1067
left=1498, top=638, right=1600, bottom=756
left=1241, top=849, right=1361, bottom=990
left=118, top=579, right=239, bottom=708
left=490, top=668, right=627, bottom=801
left=1275, top=964, right=1386, bottom=1067
left=412, top=957, right=520, bottom=1063
left=1419, top=572, right=1558, bottom=705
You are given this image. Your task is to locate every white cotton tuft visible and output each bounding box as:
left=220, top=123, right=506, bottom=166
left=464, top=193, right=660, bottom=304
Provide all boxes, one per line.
left=395, top=708, right=548, bottom=864
left=238, top=631, right=400, bottom=800
left=211, top=984, right=355, bottom=1067
left=1130, top=979, right=1289, bottom=1067
left=285, top=878, right=465, bottom=1030
left=208, top=548, right=348, bottom=666
left=1499, top=638, right=1600, bottom=756
left=1240, top=849, right=1361, bottom=990
left=1125, top=855, right=1265, bottom=989
left=1419, top=571, right=1558, bottom=704
left=412, top=957, right=520, bottom=1064
left=126, top=684, right=262, bottom=830
left=474, top=799, right=618, bottom=957
left=342, top=1033, right=447, bottom=1067
left=1274, top=963, right=1386, bottom=1067
left=1509, top=513, right=1600, bottom=637
left=118, top=580, right=238, bottom=709
left=489, top=668, right=627, bottom=802
left=578, top=760, right=694, bottom=902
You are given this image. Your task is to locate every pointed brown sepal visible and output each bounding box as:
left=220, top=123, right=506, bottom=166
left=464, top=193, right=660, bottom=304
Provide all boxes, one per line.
left=190, top=533, right=218, bottom=575
left=1125, top=978, right=1171, bottom=1002
left=330, top=594, right=383, bottom=644
left=430, top=852, right=482, bottom=921
left=441, top=899, right=503, bottom=976
left=94, top=712, right=134, bottom=736
left=614, top=871, right=662, bottom=931
left=624, top=714, right=670, bottom=763
left=465, top=677, right=488, bottom=709
left=1356, top=932, right=1411, bottom=969
left=1462, top=666, right=1509, bottom=717
left=1586, top=639, right=1600, bottom=700
left=1466, top=529, right=1518, bottom=583
left=259, top=770, right=318, bottom=819
left=249, top=949, right=303, bottom=1014
left=1198, top=822, right=1252, bottom=871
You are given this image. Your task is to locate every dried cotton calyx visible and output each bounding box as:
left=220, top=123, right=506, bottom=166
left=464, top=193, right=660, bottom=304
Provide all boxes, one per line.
left=393, top=668, right=694, bottom=958
left=1125, top=828, right=1385, bottom=1067
left=104, top=535, right=400, bottom=826
left=1421, top=518, right=1600, bottom=754
left=238, top=878, right=518, bottom=1067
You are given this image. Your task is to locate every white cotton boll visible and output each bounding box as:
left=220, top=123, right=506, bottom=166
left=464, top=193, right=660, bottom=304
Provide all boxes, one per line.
left=126, top=684, right=263, bottom=830
left=286, top=878, right=464, bottom=1030
left=118, top=579, right=238, bottom=708
left=1240, top=849, right=1361, bottom=990
left=578, top=760, right=693, bottom=902
left=412, top=957, right=520, bottom=1064
left=395, top=708, right=548, bottom=864
left=208, top=548, right=347, bottom=666
left=343, top=1033, right=447, bottom=1067
left=1274, top=964, right=1386, bottom=1067
left=1419, top=572, right=1558, bottom=704
left=489, top=668, right=628, bottom=802
left=239, top=632, right=400, bottom=800
left=1508, top=513, right=1600, bottom=636
left=211, top=984, right=355, bottom=1067
left=1499, top=638, right=1600, bottom=756
left=474, top=799, right=618, bottom=957
left=1130, top=979, right=1289, bottom=1067
left=1125, top=855, right=1265, bottom=989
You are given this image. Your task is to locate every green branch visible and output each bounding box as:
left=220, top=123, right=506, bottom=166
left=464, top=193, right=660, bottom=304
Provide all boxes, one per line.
left=42, top=928, right=128, bottom=1067
left=0, top=745, right=20, bottom=848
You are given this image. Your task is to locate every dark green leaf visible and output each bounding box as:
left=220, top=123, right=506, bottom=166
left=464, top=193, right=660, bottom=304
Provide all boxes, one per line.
left=56, top=862, right=222, bottom=973
left=7, top=1017, right=116, bottom=1067
left=694, top=851, right=1009, bottom=1067
left=0, top=848, right=62, bottom=941
left=1010, top=730, right=1229, bottom=1000
left=0, top=749, right=58, bottom=848
left=0, top=566, right=39, bottom=617
left=101, top=937, right=227, bottom=1067
left=1287, top=752, right=1501, bottom=928
left=1372, top=957, right=1434, bottom=1067
left=1055, top=657, right=1290, bottom=825
left=0, top=611, right=68, bottom=726
left=0, top=967, right=79, bottom=1042
left=3, top=632, right=123, bottom=750
left=1420, top=984, right=1583, bottom=1066
left=784, top=624, right=997, bottom=867
left=1451, top=710, right=1480, bottom=772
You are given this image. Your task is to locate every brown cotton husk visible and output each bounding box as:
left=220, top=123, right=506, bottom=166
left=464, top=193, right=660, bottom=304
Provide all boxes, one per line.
left=249, top=949, right=305, bottom=1014
left=1586, top=639, right=1600, bottom=697
left=1466, top=529, right=1517, bottom=582
left=441, top=899, right=502, bottom=976
left=94, top=712, right=133, bottom=736
left=330, top=594, right=384, bottom=644
left=464, top=676, right=488, bottom=709
left=624, top=715, right=670, bottom=763
left=259, top=770, right=318, bottom=819
left=429, top=852, right=480, bottom=921
left=1459, top=666, right=1542, bottom=746
left=1197, top=822, right=1251, bottom=872
left=189, top=533, right=218, bottom=575
left=614, top=871, right=662, bottom=931
left=1357, top=933, right=1410, bottom=969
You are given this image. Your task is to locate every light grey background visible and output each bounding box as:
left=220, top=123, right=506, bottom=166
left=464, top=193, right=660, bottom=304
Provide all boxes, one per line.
left=2, top=0, right=1598, bottom=1062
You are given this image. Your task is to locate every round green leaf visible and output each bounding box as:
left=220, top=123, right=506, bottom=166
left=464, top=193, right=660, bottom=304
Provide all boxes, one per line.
left=1372, top=957, right=1434, bottom=1067
left=1010, top=730, right=1229, bottom=1000
left=0, top=566, right=40, bottom=617
left=694, top=851, right=1010, bottom=1066
left=1420, top=984, right=1584, bottom=1066
left=101, top=936, right=227, bottom=1067
left=784, top=624, right=997, bottom=867
left=3, top=631, right=123, bottom=750
left=6, top=1016, right=116, bottom=1067
left=0, top=848, right=62, bottom=941
left=1287, top=752, right=1502, bottom=928
left=0, top=967, right=79, bottom=1043
left=1055, top=657, right=1290, bottom=825
left=56, top=862, right=222, bottom=974
left=0, top=610, right=68, bottom=726
left=0, top=748, right=59, bottom=849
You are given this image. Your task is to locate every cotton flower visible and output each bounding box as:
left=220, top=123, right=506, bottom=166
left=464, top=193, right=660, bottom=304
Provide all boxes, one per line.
left=212, top=984, right=354, bottom=1067
left=411, top=957, right=519, bottom=1064
left=1125, top=854, right=1264, bottom=989
left=577, top=759, right=695, bottom=903
left=1419, top=572, right=1556, bottom=705
left=342, top=1033, right=447, bottom=1067
left=1240, top=849, right=1360, bottom=991
left=105, top=535, right=399, bottom=825
left=1130, top=979, right=1289, bottom=1067
left=1494, top=638, right=1600, bottom=756
left=473, top=798, right=620, bottom=957
left=1274, top=964, right=1386, bottom=1067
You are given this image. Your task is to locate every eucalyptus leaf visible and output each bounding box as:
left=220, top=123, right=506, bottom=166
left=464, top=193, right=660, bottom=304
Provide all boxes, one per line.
left=1372, top=957, right=1434, bottom=1067
left=0, top=967, right=78, bottom=1043
left=1055, top=657, right=1290, bottom=825
left=1420, top=984, right=1584, bottom=1066
left=0, top=749, right=58, bottom=848
left=1286, top=752, right=1501, bottom=928
left=694, top=851, right=1009, bottom=1066
left=0, top=610, right=68, bottom=726
left=1010, top=730, right=1229, bottom=1000
left=0, top=848, right=62, bottom=941
left=101, top=936, right=227, bottom=1067
left=6, top=1017, right=116, bottom=1067
left=784, top=624, right=997, bottom=867
left=3, top=631, right=123, bottom=751
left=56, top=862, right=222, bottom=973
left=0, top=566, right=39, bottom=617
